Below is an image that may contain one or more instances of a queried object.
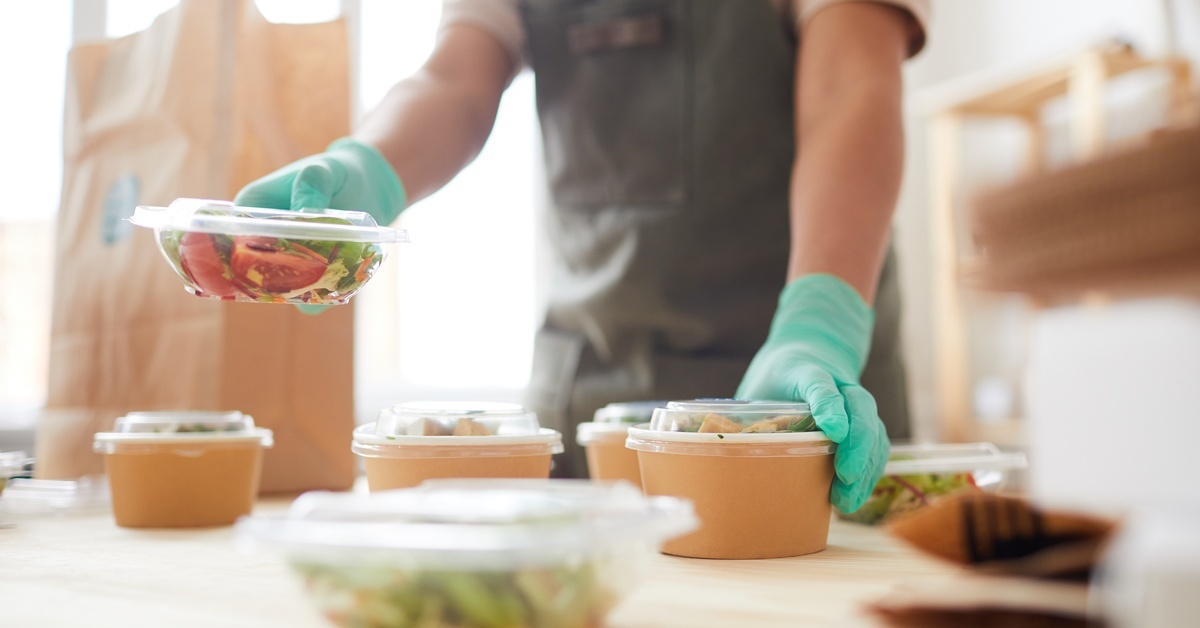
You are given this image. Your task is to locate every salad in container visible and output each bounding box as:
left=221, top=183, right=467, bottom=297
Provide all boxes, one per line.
left=236, top=479, right=697, bottom=628
left=93, top=411, right=273, bottom=528
left=840, top=442, right=1028, bottom=525
left=353, top=402, right=563, bottom=491
left=131, top=198, right=409, bottom=304
left=626, top=399, right=835, bottom=559
left=575, top=401, right=665, bottom=488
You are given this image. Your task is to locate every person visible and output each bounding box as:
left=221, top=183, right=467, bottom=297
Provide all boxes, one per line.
left=234, top=0, right=928, bottom=513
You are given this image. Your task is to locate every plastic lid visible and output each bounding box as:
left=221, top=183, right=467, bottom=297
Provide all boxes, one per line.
left=648, top=399, right=816, bottom=433
left=93, top=411, right=274, bottom=449
left=371, top=402, right=542, bottom=438
left=593, top=400, right=667, bottom=424
left=884, top=443, right=1028, bottom=476
left=236, top=479, right=698, bottom=570
left=0, top=451, right=30, bottom=479
left=131, top=198, right=409, bottom=244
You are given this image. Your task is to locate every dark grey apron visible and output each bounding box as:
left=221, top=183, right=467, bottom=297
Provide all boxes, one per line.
left=520, top=0, right=910, bottom=478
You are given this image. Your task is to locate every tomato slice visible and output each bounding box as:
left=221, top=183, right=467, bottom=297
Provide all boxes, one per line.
left=229, top=236, right=328, bottom=294
left=178, top=232, right=241, bottom=298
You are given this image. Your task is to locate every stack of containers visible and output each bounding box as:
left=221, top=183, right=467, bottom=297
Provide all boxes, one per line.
left=627, top=400, right=835, bottom=559
left=575, top=400, right=664, bottom=488
left=237, top=480, right=698, bottom=627
left=352, top=402, right=564, bottom=490
left=93, top=411, right=273, bottom=527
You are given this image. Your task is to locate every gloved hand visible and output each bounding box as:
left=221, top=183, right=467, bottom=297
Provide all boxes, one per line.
left=736, top=274, right=889, bottom=514
left=233, top=137, right=407, bottom=226
left=234, top=138, right=407, bottom=315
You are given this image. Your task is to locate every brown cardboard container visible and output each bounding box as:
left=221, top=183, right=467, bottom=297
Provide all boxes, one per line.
left=578, top=427, right=642, bottom=488
left=352, top=427, right=564, bottom=491
left=99, top=438, right=269, bottom=528
left=628, top=427, right=835, bottom=559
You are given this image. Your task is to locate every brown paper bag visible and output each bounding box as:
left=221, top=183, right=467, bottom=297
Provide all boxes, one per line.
left=40, top=0, right=357, bottom=494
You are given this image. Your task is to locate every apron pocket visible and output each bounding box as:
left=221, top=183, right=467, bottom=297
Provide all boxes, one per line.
left=523, top=0, right=687, bottom=209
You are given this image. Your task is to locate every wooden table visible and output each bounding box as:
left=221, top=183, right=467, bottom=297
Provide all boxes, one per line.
left=0, top=496, right=960, bottom=627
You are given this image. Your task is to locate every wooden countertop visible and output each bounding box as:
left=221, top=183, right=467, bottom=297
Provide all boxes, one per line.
left=0, top=496, right=960, bottom=627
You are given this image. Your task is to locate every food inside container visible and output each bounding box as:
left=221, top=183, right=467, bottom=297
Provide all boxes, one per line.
left=576, top=401, right=666, bottom=489
left=628, top=400, right=835, bottom=559
left=93, top=411, right=273, bottom=528
left=130, top=198, right=409, bottom=304
left=353, top=402, right=564, bottom=491
left=236, top=479, right=698, bottom=628
left=840, top=443, right=1028, bottom=525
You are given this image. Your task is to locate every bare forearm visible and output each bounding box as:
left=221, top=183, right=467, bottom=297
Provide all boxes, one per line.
left=354, top=25, right=513, bottom=205
left=788, top=4, right=910, bottom=304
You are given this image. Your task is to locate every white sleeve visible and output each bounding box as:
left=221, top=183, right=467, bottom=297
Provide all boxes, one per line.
left=793, top=0, right=930, bottom=57
left=440, top=0, right=526, bottom=76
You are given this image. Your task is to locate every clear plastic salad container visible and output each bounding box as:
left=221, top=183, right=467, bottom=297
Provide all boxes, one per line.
left=353, top=402, right=564, bottom=491
left=93, top=411, right=273, bottom=528
left=237, top=479, right=697, bottom=628
left=840, top=442, right=1028, bottom=525
left=0, top=450, right=30, bottom=497
left=131, top=198, right=409, bottom=304
left=576, top=401, right=666, bottom=490
left=627, top=399, right=835, bottom=559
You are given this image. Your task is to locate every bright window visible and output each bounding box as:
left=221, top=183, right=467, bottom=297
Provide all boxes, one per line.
left=0, top=1, right=538, bottom=430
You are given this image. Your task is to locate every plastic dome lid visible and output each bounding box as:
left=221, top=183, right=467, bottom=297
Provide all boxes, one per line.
left=236, top=479, right=698, bottom=570
left=132, top=199, right=408, bottom=244
left=371, top=402, right=542, bottom=438
left=93, top=411, right=273, bottom=450
left=649, top=399, right=815, bottom=433
left=593, top=401, right=667, bottom=425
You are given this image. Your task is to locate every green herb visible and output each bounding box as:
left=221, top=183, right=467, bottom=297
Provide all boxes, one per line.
left=716, top=434, right=724, bottom=439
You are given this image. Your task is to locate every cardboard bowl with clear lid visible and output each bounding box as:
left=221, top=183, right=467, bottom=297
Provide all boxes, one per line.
left=93, top=411, right=273, bottom=528
left=839, top=442, right=1028, bottom=525
left=626, top=399, right=836, bottom=559
left=237, top=479, right=697, bottom=628
left=131, top=198, right=409, bottom=304
left=576, top=401, right=666, bottom=488
left=352, top=402, right=564, bottom=491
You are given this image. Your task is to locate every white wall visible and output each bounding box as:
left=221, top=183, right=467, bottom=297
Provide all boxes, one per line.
left=894, top=0, right=1198, bottom=440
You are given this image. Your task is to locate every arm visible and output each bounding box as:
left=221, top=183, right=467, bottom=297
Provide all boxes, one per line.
left=787, top=3, right=911, bottom=303
left=233, top=24, right=515, bottom=221
left=737, top=4, right=915, bottom=513
left=355, top=24, right=516, bottom=205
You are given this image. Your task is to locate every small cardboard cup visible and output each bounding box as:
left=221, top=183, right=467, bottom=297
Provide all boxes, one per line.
left=353, top=427, right=563, bottom=491
left=628, top=427, right=835, bottom=559
left=581, top=430, right=642, bottom=489
left=101, top=440, right=266, bottom=528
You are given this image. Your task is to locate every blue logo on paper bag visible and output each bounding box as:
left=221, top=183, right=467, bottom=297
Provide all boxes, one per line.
left=101, top=174, right=139, bottom=245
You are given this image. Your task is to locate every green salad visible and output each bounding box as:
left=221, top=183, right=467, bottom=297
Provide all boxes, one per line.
left=293, top=561, right=617, bottom=628
left=671, top=412, right=818, bottom=434
left=160, top=213, right=383, bottom=304
left=840, top=462, right=979, bottom=525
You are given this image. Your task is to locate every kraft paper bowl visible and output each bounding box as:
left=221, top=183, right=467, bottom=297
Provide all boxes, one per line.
left=577, top=424, right=643, bottom=488
left=627, top=420, right=835, bottom=560
left=352, top=402, right=563, bottom=491
left=93, top=411, right=273, bottom=528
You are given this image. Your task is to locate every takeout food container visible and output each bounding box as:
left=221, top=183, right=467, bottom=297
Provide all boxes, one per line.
left=93, top=411, right=273, bottom=528
left=236, top=479, right=698, bottom=627
left=0, top=450, right=29, bottom=497
left=131, top=198, right=409, bottom=304
left=839, top=442, right=1028, bottom=525
left=576, top=401, right=664, bottom=488
left=352, top=402, right=564, bottom=490
left=627, top=400, right=835, bottom=559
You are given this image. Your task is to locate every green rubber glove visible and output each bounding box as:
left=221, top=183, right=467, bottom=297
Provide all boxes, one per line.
left=234, top=138, right=407, bottom=315
left=233, top=137, right=407, bottom=226
left=736, top=274, right=890, bottom=514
